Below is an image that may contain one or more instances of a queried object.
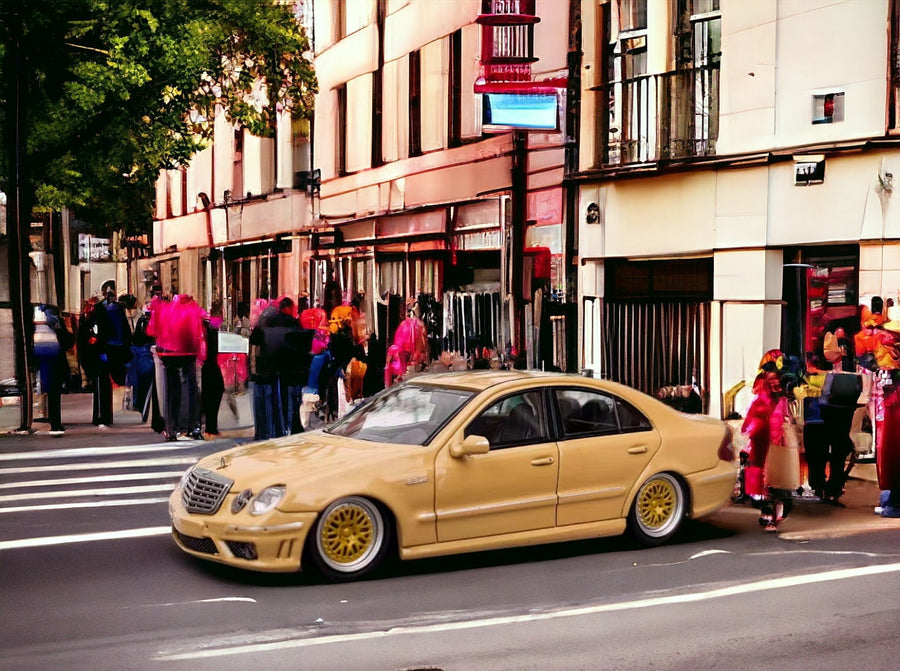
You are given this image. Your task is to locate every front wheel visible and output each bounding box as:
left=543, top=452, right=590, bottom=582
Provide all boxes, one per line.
left=627, top=473, right=686, bottom=546
left=307, top=497, right=393, bottom=582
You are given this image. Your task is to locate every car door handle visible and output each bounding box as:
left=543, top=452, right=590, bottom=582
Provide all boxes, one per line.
left=531, top=457, right=555, bottom=466
left=627, top=446, right=648, bottom=454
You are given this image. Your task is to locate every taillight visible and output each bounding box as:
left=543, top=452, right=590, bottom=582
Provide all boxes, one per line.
left=718, top=425, right=735, bottom=462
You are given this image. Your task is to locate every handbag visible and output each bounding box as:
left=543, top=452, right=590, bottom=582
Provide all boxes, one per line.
left=765, top=415, right=801, bottom=491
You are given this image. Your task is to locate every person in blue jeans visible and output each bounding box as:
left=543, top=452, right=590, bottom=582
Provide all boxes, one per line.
left=249, top=305, right=286, bottom=441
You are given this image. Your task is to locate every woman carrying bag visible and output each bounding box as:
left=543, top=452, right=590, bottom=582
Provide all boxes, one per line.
left=741, top=350, right=801, bottom=533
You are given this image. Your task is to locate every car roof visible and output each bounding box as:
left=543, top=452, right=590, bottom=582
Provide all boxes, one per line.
left=409, top=370, right=591, bottom=392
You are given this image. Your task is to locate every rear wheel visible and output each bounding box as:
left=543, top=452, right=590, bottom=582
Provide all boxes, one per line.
left=627, top=473, right=686, bottom=546
left=307, top=497, right=392, bottom=581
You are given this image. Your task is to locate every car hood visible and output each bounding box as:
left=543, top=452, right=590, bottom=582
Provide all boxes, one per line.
left=194, top=431, right=409, bottom=490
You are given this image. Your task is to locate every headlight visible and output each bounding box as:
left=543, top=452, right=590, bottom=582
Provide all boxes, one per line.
left=250, top=486, right=286, bottom=516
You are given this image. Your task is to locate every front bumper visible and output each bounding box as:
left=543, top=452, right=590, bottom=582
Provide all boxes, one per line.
left=169, top=490, right=318, bottom=572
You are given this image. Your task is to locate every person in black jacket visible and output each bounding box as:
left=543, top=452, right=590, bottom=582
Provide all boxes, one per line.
left=249, top=304, right=286, bottom=440
left=201, top=302, right=225, bottom=436
left=817, top=369, right=863, bottom=503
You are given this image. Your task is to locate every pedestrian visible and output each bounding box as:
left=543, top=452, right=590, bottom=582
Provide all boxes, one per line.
left=100, top=283, right=133, bottom=387
left=33, top=306, right=73, bottom=436
left=817, top=366, right=863, bottom=504
left=741, top=350, right=798, bottom=532
left=80, top=295, right=115, bottom=427
left=201, top=301, right=225, bottom=437
left=148, top=293, right=206, bottom=441
left=249, top=304, right=287, bottom=440
left=276, top=297, right=312, bottom=434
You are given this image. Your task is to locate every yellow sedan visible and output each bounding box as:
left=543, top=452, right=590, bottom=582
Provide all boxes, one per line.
left=170, top=371, right=737, bottom=581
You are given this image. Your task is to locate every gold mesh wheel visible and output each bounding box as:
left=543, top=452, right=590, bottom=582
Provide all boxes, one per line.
left=630, top=473, right=685, bottom=543
left=314, top=497, right=386, bottom=576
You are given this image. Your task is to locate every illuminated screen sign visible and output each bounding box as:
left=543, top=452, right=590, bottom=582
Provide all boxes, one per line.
left=482, top=92, right=559, bottom=132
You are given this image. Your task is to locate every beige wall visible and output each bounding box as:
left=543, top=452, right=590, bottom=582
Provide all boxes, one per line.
left=719, top=0, right=891, bottom=154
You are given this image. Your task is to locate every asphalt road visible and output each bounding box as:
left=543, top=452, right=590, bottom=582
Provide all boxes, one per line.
left=2, top=437, right=899, bottom=671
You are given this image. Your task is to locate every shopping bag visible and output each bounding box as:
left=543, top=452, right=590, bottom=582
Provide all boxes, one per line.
left=765, top=417, right=801, bottom=491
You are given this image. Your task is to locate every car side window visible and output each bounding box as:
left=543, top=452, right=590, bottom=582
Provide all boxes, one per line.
left=465, top=390, right=549, bottom=449
left=554, top=389, right=619, bottom=438
left=615, top=397, right=652, bottom=432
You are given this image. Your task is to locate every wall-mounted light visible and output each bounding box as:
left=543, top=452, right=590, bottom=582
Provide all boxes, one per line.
left=585, top=202, right=600, bottom=224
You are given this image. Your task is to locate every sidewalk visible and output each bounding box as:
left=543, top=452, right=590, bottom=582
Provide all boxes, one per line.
left=718, top=461, right=900, bottom=540
left=0, top=386, right=254, bottom=446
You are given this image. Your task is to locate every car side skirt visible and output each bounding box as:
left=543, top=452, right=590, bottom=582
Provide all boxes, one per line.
left=399, top=518, right=628, bottom=561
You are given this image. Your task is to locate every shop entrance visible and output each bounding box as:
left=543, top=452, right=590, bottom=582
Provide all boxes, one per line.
left=600, top=258, right=713, bottom=410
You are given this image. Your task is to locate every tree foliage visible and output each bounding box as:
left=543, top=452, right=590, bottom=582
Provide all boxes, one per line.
left=0, top=0, right=317, bottom=235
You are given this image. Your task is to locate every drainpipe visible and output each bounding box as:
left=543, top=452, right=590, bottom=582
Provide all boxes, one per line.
left=511, top=130, right=527, bottom=358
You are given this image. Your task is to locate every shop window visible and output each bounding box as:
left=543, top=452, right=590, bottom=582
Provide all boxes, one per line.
left=379, top=259, right=405, bottom=295
left=781, top=246, right=860, bottom=364
left=606, top=258, right=713, bottom=301
left=411, top=257, right=442, bottom=299
left=812, top=92, right=844, bottom=125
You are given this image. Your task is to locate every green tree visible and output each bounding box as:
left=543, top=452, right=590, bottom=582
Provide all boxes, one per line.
left=2, top=0, right=316, bottom=235
left=0, top=0, right=316, bottom=430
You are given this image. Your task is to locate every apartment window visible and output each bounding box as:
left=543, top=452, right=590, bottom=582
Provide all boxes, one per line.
left=449, top=30, right=462, bottom=147
left=606, top=0, right=649, bottom=164
left=409, top=49, right=422, bottom=157
left=891, top=0, right=899, bottom=130
left=812, top=92, right=844, bottom=125
left=619, top=0, right=647, bottom=31
left=372, top=0, right=386, bottom=166
left=336, top=84, right=347, bottom=174
left=233, top=128, right=244, bottom=199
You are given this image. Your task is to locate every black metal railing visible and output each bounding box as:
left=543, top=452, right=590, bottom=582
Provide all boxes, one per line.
left=595, top=64, right=720, bottom=166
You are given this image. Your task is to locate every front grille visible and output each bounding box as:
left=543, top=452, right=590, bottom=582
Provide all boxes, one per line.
left=181, top=467, right=234, bottom=514
left=174, top=529, right=218, bottom=555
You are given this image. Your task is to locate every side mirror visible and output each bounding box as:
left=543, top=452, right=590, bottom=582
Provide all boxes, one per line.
left=450, top=434, right=490, bottom=458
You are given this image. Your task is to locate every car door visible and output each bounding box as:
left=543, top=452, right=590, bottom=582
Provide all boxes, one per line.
left=553, top=387, right=661, bottom=525
left=434, top=389, right=559, bottom=543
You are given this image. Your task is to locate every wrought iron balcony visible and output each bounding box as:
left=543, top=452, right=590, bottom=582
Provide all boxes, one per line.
left=592, top=64, right=720, bottom=167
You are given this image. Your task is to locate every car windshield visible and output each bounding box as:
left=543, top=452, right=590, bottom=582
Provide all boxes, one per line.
left=326, top=383, right=474, bottom=445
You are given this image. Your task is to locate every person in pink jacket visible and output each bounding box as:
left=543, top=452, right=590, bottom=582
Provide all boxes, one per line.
left=148, top=294, right=206, bottom=441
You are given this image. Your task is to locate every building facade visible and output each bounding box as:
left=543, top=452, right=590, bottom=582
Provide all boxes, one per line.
left=312, top=0, right=574, bottom=369
left=573, top=0, right=900, bottom=418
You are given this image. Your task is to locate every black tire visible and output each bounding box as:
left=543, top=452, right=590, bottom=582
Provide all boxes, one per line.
left=307, top=497, right=393, bottom=582
left=627, top=473, right=686, bottom=546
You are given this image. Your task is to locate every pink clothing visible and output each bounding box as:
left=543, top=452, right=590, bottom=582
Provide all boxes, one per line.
left=741, top=389, right=788, bottom=496
left=148, top=294, right=206, bottom=360
left=393, top=317, right=428, bottom=365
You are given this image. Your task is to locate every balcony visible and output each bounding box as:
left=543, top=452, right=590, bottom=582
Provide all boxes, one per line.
left=593, top=64, right=719, bottom=167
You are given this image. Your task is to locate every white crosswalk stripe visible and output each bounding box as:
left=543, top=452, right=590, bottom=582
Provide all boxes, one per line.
left=0, top=435, right=241, bottom=549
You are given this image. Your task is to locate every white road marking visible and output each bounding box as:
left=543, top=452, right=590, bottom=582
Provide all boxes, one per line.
left=0, top=483, right=174, bottom=502
left=0, top=456, right=197, bottom=475
left=131, top=597, right=257, bottom=608
left=0, top=471, right=184, bottom=490
left=0, top=442, right=203, bottom=461
left=0, top=526, right=171, bottom=550
left=690, top=549, right=730, bottom=559
left=155, top=562, right=900, bottom=661
left=0, top=497, right=169, bottom=514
